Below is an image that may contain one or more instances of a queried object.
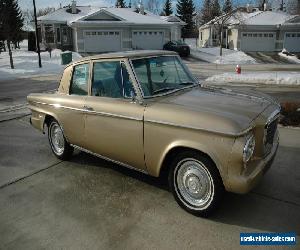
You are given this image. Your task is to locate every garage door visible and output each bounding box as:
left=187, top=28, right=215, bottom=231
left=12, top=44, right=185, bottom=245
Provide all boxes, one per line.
left=132, top=31, right=164, bottom=50
left=284, top=33, right=300, bottom=52
left=84, top=31, right=121, bottom=53
left=241, top=32, right=276, bottom=52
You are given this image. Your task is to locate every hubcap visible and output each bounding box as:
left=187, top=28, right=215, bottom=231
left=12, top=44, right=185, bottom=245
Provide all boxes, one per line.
left=50, top=123, right=64, bottom=155
left=175, top=159, right=214, bottom=209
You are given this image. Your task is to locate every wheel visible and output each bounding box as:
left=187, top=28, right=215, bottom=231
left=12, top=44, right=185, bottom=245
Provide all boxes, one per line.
left=48, top=119, right=73, bottom=160
left=168, top=151, right=224, bottom=217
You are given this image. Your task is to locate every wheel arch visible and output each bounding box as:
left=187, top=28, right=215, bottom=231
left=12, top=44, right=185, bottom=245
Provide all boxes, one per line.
left=157, top=142, right=225, bottom=183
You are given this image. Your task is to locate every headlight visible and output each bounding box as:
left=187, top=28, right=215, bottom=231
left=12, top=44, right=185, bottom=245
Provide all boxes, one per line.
left=243, top=134, right=255, bottom=162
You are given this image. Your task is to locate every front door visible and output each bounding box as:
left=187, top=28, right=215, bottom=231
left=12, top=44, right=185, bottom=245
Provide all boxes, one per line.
left=83, top=60, right=146, bottom=171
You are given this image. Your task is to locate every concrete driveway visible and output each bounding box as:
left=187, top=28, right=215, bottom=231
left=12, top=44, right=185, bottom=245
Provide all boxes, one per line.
left=0, top=62, right=299, bottom=249
left=0, top=116, right=299, bottom=250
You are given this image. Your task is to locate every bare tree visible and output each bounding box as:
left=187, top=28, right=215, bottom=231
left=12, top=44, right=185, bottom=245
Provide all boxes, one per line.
left=145, top=0, right=160, bottom=14
left=210, top=8, right=244, bottom=56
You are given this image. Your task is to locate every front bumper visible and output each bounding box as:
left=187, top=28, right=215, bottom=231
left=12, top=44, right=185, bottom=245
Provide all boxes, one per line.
left=226, top=133, right=279, bottom=194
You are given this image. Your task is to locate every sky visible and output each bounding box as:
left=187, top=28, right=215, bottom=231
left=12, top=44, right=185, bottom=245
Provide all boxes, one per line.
left=18, top=0, right=284, bottom=11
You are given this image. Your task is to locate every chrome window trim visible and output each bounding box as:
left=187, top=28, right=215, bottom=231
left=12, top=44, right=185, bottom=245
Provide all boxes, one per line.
left=71, top=144, right=148, bottom=175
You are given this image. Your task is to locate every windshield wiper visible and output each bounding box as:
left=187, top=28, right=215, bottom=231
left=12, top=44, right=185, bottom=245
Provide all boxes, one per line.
left=179, top=81, right=196, bottom=86
left=153, top=87, right=176, bottom=95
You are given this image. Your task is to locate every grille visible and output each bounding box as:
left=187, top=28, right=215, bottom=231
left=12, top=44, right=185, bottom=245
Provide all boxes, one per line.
left=264, top=118, right=278, bottom=155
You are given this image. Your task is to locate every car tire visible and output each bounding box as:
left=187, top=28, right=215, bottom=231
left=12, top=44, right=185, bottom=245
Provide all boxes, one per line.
left=168, top=151, right=224, bottom=217
left=48, top=119, right=73, bottom=160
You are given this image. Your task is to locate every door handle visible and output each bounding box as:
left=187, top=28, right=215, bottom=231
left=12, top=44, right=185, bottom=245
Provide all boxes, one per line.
left=83, top=105, right=94, bottom=111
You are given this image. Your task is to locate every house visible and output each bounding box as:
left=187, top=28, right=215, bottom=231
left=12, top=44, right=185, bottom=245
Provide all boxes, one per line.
left=198, top=8, right=300, bottom=53
left=36, top=1, right=185, bottom=53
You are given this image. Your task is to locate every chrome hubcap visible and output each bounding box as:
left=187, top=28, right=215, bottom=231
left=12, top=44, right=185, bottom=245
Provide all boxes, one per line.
left=50, top=123, right=64, bottom=155
left=175, top=159, right=213, bottom=209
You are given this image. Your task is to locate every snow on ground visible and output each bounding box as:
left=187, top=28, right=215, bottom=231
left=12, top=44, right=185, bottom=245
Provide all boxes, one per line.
left=185, top=38, right=257, bottom=64
left=278, top=52, right=300, bottom=64
left=0, top=40, right=82, bottom=80
left=205, top=72, right=300, bottom=86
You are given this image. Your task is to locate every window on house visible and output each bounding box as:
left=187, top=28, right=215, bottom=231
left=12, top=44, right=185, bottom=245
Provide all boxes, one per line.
left=243, top=33, right=247, bottom=37
left=45, top=25, right=54, bottom=43
left=269, top=34, right=273, bottom=37
left=200, top=32, right=203, bottom=40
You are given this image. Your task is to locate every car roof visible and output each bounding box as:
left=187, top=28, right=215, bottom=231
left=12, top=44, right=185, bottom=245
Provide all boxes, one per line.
left=68, top=50, right=178, bottom=66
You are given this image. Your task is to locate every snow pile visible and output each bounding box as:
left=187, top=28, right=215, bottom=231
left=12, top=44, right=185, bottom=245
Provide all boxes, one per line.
left=185, top=40, right=257, bottom=64
left=0, top=40, right=82, bottom=80
left=278, top=52, right=300, bottom=64
left=214, top=51, right=257, bottom=64
left=205, top=72, right=300, bottom=86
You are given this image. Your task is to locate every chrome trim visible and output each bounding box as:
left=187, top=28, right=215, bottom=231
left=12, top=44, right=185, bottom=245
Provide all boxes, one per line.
left=84, top=109, right=142, bottom=121
left=145, top=119, right=254, bottom=137
left=71, top=144, right=148, bottom=175
left=263, top=108, right=280, bottom=156
left=31, top=101, right=142, bottom=121
left=267, top=109, right=281, bottom=124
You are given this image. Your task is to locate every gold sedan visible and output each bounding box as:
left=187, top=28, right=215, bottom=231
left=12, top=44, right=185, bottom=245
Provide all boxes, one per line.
left=28, top=51, right=280, bottom=216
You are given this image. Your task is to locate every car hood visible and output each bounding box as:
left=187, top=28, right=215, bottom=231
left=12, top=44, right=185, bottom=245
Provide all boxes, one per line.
left=144, top=85, right=279, bottom=136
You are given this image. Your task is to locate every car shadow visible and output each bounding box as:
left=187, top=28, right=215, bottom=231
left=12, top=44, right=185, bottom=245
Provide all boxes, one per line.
left=70, top=150, right=169, bottom=191
left=69, top=149, right=300, bottom=235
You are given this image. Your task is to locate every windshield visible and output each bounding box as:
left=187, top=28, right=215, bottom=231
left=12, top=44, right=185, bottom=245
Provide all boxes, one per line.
left=131, top=56, right=197, bottom=97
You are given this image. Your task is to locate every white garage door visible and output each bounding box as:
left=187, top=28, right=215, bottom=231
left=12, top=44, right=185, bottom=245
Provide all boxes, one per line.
left=284, top=33, right=300, bottom=52
left=84, top=31, right=121, bottom=53
left=241, top=32, right=276, bottom=52
left=132, top=31, right=164, bottom=50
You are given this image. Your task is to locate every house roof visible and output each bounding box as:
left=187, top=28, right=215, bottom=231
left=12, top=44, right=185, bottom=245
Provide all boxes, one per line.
left=37, top=6, right=183, bottom=26
left=37, top=6, right=100, bottom=24
left=243, top=11, right=297, bottom=25
left=200, top=10, right=299, bottom=29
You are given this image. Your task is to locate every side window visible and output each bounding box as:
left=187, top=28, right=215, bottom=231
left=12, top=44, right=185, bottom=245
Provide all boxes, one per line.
left=92, top=61, right=124, bottom=98
left=121, top=63, right=135, bottom=98
left=70, top=63, right=89, bottom=95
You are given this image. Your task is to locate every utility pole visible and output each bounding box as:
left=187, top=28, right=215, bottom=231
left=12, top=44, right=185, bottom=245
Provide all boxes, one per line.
left=33, top=0, right=42, bottom=68
left=280, top=0, right=284, bottom=11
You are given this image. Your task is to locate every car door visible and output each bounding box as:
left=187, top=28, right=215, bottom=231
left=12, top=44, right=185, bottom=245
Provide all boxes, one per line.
left=83, top=59, right=146, bottom=171
left=55, top=62, right=90, bottom=147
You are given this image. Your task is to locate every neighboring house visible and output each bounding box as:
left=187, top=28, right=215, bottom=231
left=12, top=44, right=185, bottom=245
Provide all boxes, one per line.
left=199, top=9, right=300, bottom=52
left=37, top=1, right=185, bottom=53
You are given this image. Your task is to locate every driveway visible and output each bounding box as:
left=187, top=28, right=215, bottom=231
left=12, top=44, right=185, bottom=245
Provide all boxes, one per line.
left=0, top=114, right=299, bottom=249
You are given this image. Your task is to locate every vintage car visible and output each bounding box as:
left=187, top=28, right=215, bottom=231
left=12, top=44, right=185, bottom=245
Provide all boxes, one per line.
left=27, top=51, right=280, bottom=216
